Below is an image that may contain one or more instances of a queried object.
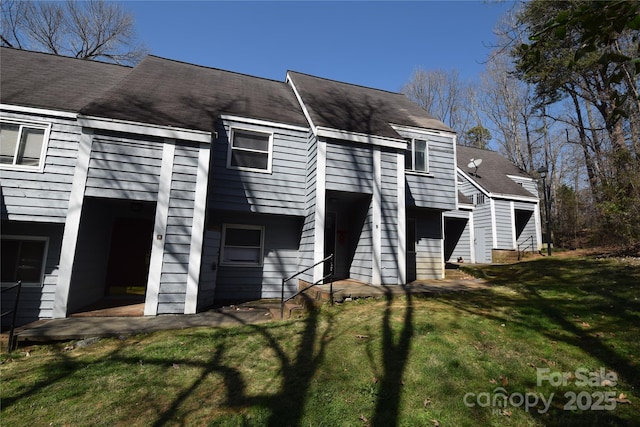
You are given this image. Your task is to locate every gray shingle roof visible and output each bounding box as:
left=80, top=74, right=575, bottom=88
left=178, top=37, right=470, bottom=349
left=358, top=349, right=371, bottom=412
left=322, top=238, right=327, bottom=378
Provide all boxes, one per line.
left=80, top=55, right=309, bottom=132
left=457, top=145, right=536, bottom=198
left=287, top=71, right=453, bottom=138
left=0, top=47, right=131, bottom=112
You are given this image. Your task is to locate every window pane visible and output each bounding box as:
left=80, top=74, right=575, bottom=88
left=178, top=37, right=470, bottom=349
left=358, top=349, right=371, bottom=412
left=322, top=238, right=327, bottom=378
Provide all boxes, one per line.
left=225, top=228, right=261, bottom=247
left=231, top=150, right=269, bottom=170
left=415, top=140, right=427, bottom=172
left=17, top=127, right=45, bottom=166
left=0, top=124, right=19, bottom=164
left=223, top=247, right=261, bottom=263
left=404, top=140, right=413, bottom=170
left=17, top=240, right=46, bottom=282
left=233, top=131, right=269, bottom=152
left=0, top=239, right=46, bottom=282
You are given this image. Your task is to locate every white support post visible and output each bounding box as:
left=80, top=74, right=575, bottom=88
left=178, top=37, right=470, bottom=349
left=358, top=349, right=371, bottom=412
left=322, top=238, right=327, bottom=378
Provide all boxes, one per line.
left=53, top=129, right=93, bottom=318
left=184, top=143, right=211, bottom=314
left=144, top=140, right=175, bottom=316
left=372, top=147, right=382, bottom=285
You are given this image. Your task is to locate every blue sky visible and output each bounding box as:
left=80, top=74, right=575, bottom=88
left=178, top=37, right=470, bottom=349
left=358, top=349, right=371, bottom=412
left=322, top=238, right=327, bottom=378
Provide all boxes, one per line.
left=125, top=1, right=515, bottom=92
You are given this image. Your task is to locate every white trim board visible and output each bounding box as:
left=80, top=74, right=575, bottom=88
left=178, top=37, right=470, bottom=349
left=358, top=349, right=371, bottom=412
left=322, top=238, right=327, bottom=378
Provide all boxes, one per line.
left=144, top=140, right=175, bottom=316
left=78, top=115, right=212, bottom=143
left=53, top=128, right=93, bottom=318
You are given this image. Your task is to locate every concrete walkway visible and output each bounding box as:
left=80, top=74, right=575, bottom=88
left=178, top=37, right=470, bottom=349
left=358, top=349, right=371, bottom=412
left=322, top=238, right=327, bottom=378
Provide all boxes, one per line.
left=9, top=278, right=488, bottom=346
left=12, top=305, right=274, bottom=345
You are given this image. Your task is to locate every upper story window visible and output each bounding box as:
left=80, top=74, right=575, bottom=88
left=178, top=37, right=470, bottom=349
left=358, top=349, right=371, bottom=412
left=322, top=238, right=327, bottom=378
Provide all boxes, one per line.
left=220, top=224, right=264, bottom=266
left=0, top=120, right=51, bottom=171
left=1, top=236, right=48, bottom=284
left=227, top=128, right=273, bottom=173
left=405, top=138, right=429, bottom=174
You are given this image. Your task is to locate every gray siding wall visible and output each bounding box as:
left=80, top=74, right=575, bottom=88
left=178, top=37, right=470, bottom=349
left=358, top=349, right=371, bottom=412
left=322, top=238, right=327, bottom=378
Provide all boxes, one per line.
left=494, top=199, right=514, bottom=249
left=157, top=143, right=201, bottom=314
left=212, top=212, right=303, bottom=301
left=473, top=204, right=493, bottom=263
left=297, top=133, right=317, bottom=283
left=0, top=221, right=63, bottom=327
left=514, top=201, right=538, bottom=250
left=509, top=176, right=538, bottom=197
left=67, top=200, right=113, bottom=313
left=350, top=202, right=373, bottom=283
left=444, top=210, right=472, bottom=263
left=325, top=141, right=373, bottom=194
left=457, top=173, right=479, bottom=199
left=404, top=131, right=456, bottom=211
left=1, top=110, right=79, bottom=222
left=209, top=120, right=308, bottom=216
left=85, top=133, right=162, bottom=201
left=416, top=211, right=444, bottom=279
left=198, top=229, right=220, bottom=310
left=380, top=151, right=399, bottom=284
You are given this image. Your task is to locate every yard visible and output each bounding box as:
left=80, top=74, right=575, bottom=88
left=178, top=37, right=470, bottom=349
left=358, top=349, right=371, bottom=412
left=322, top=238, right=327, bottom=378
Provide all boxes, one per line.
left=1, top=253, right=639, bottom=426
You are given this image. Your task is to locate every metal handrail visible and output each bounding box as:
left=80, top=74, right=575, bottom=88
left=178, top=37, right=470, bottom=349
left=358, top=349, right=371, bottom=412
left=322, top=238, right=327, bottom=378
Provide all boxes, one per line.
left=1, top=281, right=22, bottom=353
left=517, top=235, right=534, bottom=260
left=281, top=254, right=334, bottom=319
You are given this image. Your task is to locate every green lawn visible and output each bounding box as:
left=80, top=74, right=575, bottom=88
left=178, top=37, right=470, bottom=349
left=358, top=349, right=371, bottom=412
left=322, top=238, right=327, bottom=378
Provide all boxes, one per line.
left=2, top=255, right=639, bottom=426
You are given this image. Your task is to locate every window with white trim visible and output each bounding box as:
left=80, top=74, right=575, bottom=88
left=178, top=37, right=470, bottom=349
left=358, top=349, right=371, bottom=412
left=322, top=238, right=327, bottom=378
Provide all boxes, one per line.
left=0, top=120, right=50, bottom=171
left=227, top=128, right=272, bottom=172
left=1, top=236, right=48, bottom=284
left=404, top=138, right=429, bottom=173
left=221, top=225, right=264, bottom=266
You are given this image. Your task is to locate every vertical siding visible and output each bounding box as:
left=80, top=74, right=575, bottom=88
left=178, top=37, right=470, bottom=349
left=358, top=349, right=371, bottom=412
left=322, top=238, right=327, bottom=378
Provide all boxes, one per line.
left=403, top=132, right=456, bottom=211
left=509, top=176, right=538, bottom=197
left=0, top=111, right=79, bottom=222
left=444, top=210, right=472, bottom=263
left=209, top=120, right=308, bottom=215
left=473, top=205, right=493, bottom=263
left=380, top=151, right=399, bottom=284
left=325, top=141, right=373, bottom=194
left=67, top=200, right=113, bottom=313
left=413, top=210, right=444, bottom=279
left=514, top=201, right=538, bottom=251
left=494, top=199, right=514, bottom=249
left=157, top=143, right=200, bottom=314
left=198, top=230, right=220, bottom=310
left=212, top=212, right=303, bottom=301
left=0, top=221, right=63, bottom=327
left=85, top=133, right=162, bottom=200
left=350, top=202, right=373, bottom=283
left=298, top=132, right=317, bottom=283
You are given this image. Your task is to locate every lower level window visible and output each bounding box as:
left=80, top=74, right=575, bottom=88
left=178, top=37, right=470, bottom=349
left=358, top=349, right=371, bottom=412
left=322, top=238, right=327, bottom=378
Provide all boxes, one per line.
left=221, top=225, right=264, bottom=266
left=1, top=236, right=48, bottom=283
left=0, top=121, right=50, bottom=170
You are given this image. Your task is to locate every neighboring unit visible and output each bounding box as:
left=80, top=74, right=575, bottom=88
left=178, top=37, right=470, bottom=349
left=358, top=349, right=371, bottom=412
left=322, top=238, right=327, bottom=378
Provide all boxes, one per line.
left=445, top=145, right=542, bottom=264
left=1, top=47, right=536, bottom=327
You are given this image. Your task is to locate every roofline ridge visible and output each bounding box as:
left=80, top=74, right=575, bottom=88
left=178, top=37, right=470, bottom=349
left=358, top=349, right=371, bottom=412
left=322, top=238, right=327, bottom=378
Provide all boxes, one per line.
left=287, top=70, right=403, bottom=96
left=0, top=46, right=133, bottom=69
left=146, top=54, right=289, bottom=85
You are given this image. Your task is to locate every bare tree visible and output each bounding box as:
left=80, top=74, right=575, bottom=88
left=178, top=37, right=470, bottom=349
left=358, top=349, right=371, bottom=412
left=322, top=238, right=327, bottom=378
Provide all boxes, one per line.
left=401, top=67, right=481, bottom=145
left=1, top=0, right=146, bottom=64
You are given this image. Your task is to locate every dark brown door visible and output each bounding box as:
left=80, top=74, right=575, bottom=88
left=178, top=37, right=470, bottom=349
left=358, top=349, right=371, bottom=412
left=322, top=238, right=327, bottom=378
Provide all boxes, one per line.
left=105, top=217, right=154, bottom=296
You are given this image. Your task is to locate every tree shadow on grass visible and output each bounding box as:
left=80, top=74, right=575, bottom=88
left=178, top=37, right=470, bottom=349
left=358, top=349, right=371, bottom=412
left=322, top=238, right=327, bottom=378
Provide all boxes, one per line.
left=370, top=289, right=413, bottom=427
left=440, top=257, right=640, bottom=425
